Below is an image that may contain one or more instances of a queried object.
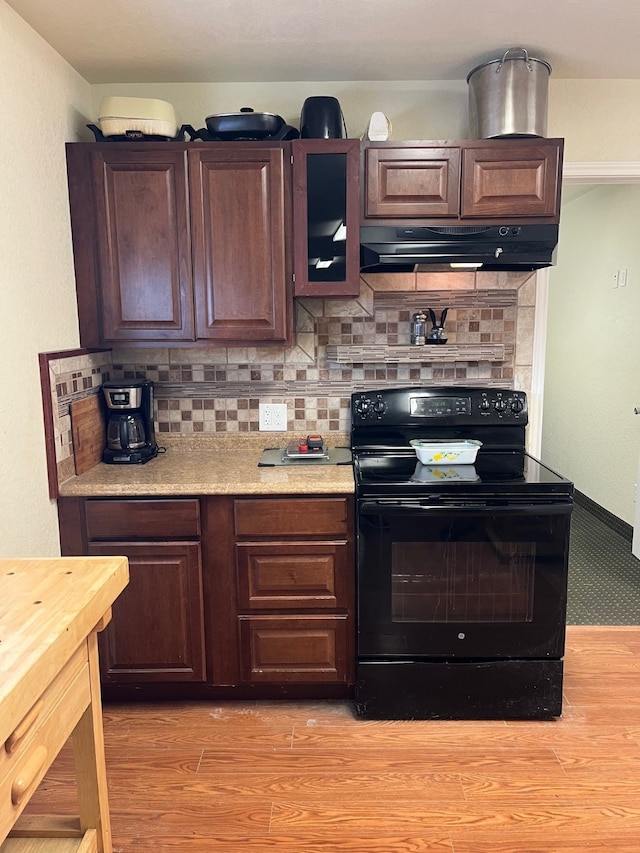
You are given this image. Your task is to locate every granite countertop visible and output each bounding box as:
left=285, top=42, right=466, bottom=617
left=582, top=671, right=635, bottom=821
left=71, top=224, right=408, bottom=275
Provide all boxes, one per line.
left=58, top=433, right=355, bottom=497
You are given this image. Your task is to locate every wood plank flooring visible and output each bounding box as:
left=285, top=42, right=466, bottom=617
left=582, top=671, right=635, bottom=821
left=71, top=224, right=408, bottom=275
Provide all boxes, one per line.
left=24, top=626, right=640, bottom=852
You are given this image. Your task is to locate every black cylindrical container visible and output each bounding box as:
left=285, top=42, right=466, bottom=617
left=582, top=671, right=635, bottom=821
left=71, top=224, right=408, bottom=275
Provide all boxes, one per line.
left=300, top=96, right=343, bottom=138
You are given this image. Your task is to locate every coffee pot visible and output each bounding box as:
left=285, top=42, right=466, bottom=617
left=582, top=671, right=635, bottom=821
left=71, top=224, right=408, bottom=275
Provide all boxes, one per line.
left=107, top=411, right=147, bottom=452
left=102, top=380, right=158, bottom=464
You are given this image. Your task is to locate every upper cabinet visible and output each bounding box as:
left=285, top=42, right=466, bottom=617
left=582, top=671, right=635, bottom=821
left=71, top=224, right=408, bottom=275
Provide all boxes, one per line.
left=362, top=138, right=563, bottom=225
left=189, top=146, right=290, bottom=342
left=66, top=142, right=292, bottom=347
left=292, top=139, right=361, bottom=297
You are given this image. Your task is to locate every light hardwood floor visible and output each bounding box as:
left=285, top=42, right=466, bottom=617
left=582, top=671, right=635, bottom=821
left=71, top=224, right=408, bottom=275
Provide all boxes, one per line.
left=25, top=626, right=640, bottom=852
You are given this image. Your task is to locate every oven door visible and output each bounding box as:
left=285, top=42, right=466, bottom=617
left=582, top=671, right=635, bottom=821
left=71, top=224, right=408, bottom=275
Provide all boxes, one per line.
left=357, top=498, right=571, bottom=660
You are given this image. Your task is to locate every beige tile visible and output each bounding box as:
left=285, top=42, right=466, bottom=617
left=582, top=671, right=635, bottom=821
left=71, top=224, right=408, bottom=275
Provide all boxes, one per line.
left=417, top=271, right=476, bottom=291
left=167, top=347, right=225, bottom=364
left=112, top=347, right=169, bottom=364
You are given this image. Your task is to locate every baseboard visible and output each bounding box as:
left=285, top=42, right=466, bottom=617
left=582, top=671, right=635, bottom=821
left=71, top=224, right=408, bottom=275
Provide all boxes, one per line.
left=574, top=491, right=633, bottom=542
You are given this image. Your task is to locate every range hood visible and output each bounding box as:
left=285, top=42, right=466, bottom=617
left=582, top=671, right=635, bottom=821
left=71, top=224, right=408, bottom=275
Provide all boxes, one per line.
left=360, top=223, right=559, bottom=273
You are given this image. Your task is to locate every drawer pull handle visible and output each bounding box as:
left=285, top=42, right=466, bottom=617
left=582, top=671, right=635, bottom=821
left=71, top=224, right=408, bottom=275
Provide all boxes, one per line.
left=11, top=745, right=48, bottom=805
left=5, top=699, right=45, bottom=754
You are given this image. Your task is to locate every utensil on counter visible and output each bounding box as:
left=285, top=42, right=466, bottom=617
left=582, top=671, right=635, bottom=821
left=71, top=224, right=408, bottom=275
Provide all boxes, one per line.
left=426, top=308, right=449, bottom=344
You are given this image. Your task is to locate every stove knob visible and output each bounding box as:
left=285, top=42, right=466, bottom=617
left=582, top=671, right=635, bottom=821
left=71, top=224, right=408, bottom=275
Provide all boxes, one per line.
left=494, top=398, right=506, bottom=413
left=510, top=397, right=524, bottom=414
left=373, top=400, right=386, bottom=416
left=480, top=398, right=491, bottom=412
left=354, top=398, right=370, bottom=418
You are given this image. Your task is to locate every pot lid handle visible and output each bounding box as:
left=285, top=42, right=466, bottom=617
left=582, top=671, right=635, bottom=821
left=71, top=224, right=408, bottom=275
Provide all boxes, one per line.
left=497, top=47, right=532, bottom=73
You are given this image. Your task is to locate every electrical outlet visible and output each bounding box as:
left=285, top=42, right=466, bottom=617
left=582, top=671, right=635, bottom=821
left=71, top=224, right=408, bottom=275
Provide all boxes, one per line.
left=259, top=403, right=287, bottom=431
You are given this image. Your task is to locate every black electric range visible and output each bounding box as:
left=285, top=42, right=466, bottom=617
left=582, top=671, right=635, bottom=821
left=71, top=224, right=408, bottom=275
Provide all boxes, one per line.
left=350, top=386, right=574, bottom=721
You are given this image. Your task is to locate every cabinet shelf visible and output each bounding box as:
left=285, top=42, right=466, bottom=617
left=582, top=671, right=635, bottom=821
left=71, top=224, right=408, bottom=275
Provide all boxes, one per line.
left=1, top=830, right=96, bottom=853
left=325, top=344, right=512, bottom=364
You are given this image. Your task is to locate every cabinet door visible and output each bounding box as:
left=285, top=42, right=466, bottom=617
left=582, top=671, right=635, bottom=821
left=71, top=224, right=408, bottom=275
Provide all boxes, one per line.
left=461, top=142, right=561, bottom=218
left=90, top=148, right=195, bottom=342
left=364, top=145, right=461, bottom=219
left=292, top=139, right=360, bottom=297
left=88, top=541, right=206, bottom=683
left=238, top=615, right=350, bottom=683
left=189, top=145, right=290, bottom=342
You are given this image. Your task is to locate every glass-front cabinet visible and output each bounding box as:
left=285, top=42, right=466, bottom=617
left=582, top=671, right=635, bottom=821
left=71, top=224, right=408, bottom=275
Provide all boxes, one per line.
left=292, top=138, right=360, bottom=297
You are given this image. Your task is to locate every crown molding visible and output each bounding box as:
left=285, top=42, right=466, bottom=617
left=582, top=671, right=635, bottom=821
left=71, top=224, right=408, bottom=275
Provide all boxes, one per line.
left=563, top=162, right=640, bottom=183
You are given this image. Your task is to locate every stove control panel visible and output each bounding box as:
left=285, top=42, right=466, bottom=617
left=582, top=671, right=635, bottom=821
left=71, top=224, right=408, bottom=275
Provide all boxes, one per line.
left=479, top=391, right=527, bottom=418
left=353, top=393, right=387, bottom=420
left=351, top=388, right=528, bottom=425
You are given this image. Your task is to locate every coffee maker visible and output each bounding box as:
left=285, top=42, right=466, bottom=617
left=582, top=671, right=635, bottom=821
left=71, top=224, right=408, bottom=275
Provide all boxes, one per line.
left=102, top=380, right=158, bottom=464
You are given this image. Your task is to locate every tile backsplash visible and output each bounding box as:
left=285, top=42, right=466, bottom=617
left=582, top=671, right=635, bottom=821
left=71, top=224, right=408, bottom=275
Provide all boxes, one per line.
left=43, top=271, right=537, bottom=483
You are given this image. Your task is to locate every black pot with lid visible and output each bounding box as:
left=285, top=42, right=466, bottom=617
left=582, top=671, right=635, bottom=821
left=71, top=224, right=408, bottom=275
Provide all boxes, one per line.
left=203, top=107, right=299, bottom=140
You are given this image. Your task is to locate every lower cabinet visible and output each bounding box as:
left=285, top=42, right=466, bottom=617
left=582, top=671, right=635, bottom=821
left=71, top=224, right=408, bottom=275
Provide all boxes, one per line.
left=57, top=492, right=355, bottom=696
left=58, top=497, right=206, bottom=687
left=87, top=540, right=206, bottom=683
left=207, top=494, right=355, bottom=689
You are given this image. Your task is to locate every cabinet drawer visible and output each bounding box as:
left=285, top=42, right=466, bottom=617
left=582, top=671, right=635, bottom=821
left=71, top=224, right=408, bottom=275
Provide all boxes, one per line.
left=236, top=542, right=350, bottom=610
left=85, top=499, right=200, bottom=540
left=0, top=646, right=91, bottom=840
left=238, top=615, right=349, bottom=683
left=234, top=498, right=349, bottom=538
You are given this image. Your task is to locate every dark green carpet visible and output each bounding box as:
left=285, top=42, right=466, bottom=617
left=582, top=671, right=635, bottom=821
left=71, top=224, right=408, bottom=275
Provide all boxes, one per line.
left=567, top=502, right=640, bottom=625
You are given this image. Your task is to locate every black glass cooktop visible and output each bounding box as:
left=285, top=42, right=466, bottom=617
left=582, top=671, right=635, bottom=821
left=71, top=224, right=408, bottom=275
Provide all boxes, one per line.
left=354, top=450, right=573, bottom=499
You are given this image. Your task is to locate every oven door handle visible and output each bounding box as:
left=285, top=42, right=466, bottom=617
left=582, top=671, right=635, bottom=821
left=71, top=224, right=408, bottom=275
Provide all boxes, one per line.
left=359, top=501, right=573, bottom=517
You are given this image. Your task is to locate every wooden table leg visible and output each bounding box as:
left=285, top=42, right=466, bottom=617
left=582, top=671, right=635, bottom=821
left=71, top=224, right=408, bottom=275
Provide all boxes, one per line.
left=71, top=632, right=112, bottom=853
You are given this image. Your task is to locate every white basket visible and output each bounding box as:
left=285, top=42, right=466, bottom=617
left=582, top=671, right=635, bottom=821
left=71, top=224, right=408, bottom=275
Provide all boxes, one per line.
left=409, top=439, right=482, bottom=465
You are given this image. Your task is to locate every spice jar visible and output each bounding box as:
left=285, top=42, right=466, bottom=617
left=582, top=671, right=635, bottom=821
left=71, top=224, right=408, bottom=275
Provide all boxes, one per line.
left=411, top=311, right=427, bottom=345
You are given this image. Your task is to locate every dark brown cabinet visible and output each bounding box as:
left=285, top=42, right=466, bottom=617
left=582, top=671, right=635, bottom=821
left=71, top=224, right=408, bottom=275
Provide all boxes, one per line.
left=88, top=540, right=206, bottom=684
left=292, top=138, right=360, bottom=297
left=58, top=497, right=206, bottom=686
left=364, top=145, right=461, bottom=219
left=232, top=496, right=355, bottom=685
left=66, top=142, right=291, bottom=347
left=362, top=138, right=563, bottom=224
left=189, top=145, right=290, bottom=341
left=57, top=492, right=355, bottom=698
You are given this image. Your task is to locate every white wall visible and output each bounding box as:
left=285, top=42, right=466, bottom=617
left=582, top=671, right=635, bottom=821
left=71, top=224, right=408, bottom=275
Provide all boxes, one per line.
left=542, top=185, right=640, bottom=524
left=0, top=1, right=91, bottom=556
left=87, top=79, right=640, bottom=161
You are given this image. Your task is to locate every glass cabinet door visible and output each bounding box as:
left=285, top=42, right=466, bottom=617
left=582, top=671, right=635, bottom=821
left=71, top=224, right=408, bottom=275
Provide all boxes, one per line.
left=292, top=138, right=360, bottom=297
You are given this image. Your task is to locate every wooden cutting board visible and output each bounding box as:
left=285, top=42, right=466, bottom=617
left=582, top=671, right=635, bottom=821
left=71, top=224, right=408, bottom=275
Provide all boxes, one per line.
left=71, top=394, right=106, bottom=474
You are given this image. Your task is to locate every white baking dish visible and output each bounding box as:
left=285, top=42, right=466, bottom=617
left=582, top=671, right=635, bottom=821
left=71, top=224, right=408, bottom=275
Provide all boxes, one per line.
left=409, top=439, right=482, bottom=465
left=98, top=96, right=178, bottom=138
